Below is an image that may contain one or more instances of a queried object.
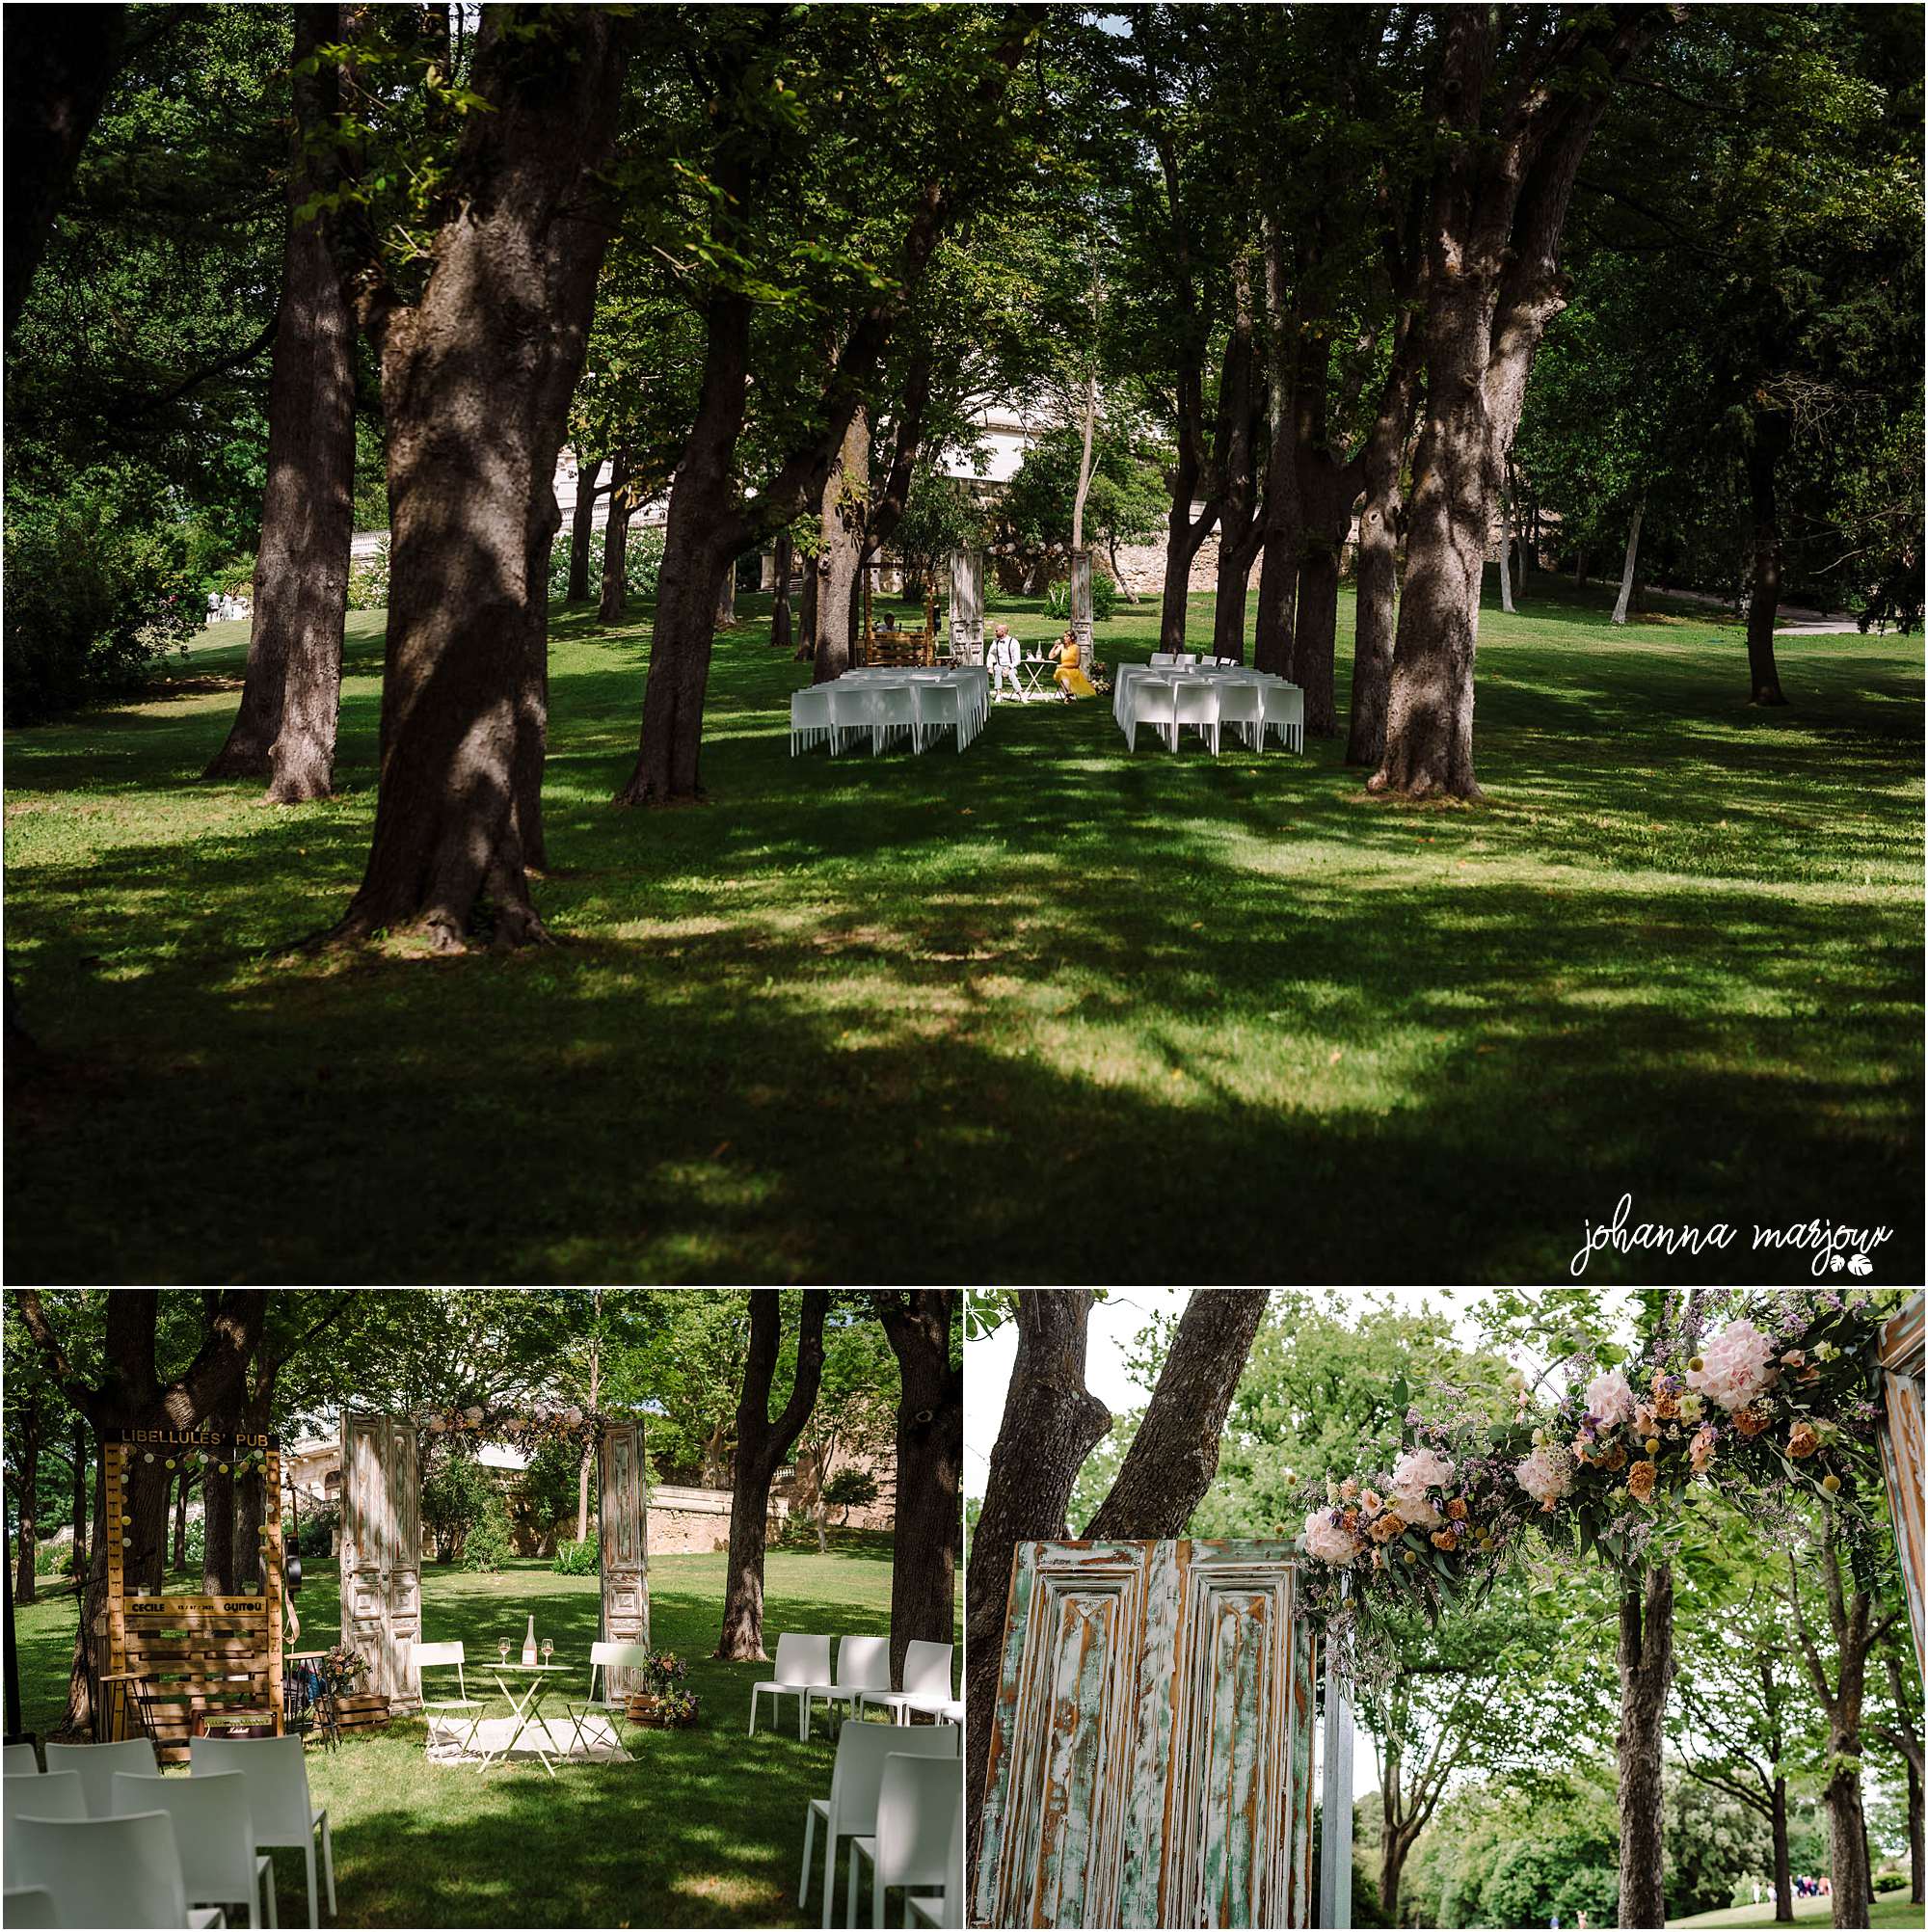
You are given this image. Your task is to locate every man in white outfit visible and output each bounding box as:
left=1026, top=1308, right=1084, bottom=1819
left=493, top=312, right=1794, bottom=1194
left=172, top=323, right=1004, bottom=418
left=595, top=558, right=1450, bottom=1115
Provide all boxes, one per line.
left=988, top=623, right=1023, bottom=700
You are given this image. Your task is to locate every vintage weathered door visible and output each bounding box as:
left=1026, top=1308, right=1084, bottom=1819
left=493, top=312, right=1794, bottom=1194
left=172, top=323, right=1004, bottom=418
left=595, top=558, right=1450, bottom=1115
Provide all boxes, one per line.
left=1879, top=1292, right=1925, bottom=1678
left=598, top=1420, right=651, bottom=1695
left=975, top=1539, right=1318, bottom=1930
left=338, top=1412, right=422, bottom=1705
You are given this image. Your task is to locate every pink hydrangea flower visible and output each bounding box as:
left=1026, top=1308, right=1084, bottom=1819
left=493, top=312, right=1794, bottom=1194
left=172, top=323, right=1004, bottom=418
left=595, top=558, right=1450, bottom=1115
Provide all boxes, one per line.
left=1514, top=1444, right=1574, bottom=1504
left=1303, top=1510, right=1360, bottom=1566
left=1685, top=1318, right=1779, bottom=1411
left=1584, top=1366, right=1635, bottom=1429
left=1391, top=1446, right=1455, bottom=1527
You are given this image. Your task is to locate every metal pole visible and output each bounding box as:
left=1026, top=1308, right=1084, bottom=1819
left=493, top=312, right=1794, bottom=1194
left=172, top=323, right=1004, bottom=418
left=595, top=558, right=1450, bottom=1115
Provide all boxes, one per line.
left=1318, top=1597, right=1354, bottom=1931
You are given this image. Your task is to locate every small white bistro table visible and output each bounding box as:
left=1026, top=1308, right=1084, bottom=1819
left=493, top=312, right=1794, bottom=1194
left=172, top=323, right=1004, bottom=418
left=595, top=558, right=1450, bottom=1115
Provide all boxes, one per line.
left=477, top=1661, right=572, bottom=1777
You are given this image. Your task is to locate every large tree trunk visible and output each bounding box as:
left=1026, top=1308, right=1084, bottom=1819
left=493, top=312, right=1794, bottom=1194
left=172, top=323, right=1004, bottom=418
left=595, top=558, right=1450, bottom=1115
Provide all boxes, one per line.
left=1611, top=494, right=1646, bottom=625
left=1617, top=1563, right=1674, bottom=1932
left=965, top=1292, right=1112, bottom=1901
left=715, top=1291, right=828, bottom=1662
left=873, top=1292, right=961, bottom=1684
left=172, top=1462, right=189, bottom=1574
left=794, top=559, right=818, bottom=662
left=1209, top=255, right=1264, bottom=664
left=1825, top=1728, right=1874, bottom=1927
left=1158, top=493, right=1218, bottom=652
left=13, top=1396, right=40, bottom=1606
left=811, top=407, right=870, bottom=684
left=566, top=451, right=602, bottom=603
left=1084, top=1289, right=1267, bottom=1539
left=1497, top=471, right=1516, bottom=614
left=201, top=1394, right=238, bottom=1596
left=1347, top=333, right=1419, bottom=767
left=770, top=529, right=793, bottom=651
left=68, top=1421, right=87, bottom=1579
left=614, top=293, right=749, bottom=806
left=203, top=4, right=356, bottom=801
left=1745, top=412, right=1789, bottom=704
left=1773, top=1775, right=1795, bottom=1921
left=1906, top=1748, right=1923, bottom=1908
left=330, top=13, right=628, bottom=946
left=1253, top=218, right=1302, bottom=678
left=599, top=449, right=633, bottom=624
left=1293, top=449, right=1360, bottom=740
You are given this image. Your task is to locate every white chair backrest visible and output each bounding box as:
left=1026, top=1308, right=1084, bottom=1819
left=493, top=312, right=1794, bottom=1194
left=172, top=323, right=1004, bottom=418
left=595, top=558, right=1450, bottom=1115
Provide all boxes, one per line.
left=874, top=686, right=916, bottom=725
left=835, top=1635, right=893, bottom=1693
left=792, top=687, right=832, bottom=721
left=8, top=1811, right=190, bottom=1929
left=1173, top=682, right=1218, bottom=721
left=828, top=1720, right=956, bottom=1834
left=771, top=1632, right=832, bottom=1687
left=114, top=1770, right=256, bottom=1912
left=1217, top=683, right=1262, bottom=719
left=913, top=684, right=962, bottom=721
left=901, top=1640, right=954, bottom=1698
left=415, top=1640, right=465, bottom=1669
left=188, top=1734, right=311, bottom=1847
left=588, top=1640, right=652, bottom=1700
left=43, top=1739, right=157, bottom=1818
left=3, top=1743, right=40, bottom=1775
left=875, top=1754, right=963, bottom=1889
left=5, top=1770, right=86, bottom=1866
left=1, top=1885, right=60, bottom=1926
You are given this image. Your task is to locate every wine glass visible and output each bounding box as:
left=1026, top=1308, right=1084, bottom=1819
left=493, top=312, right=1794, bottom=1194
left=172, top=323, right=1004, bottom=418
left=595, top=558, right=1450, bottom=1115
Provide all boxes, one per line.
left=496, top=1637, right=510, bottom=1666
left=541, top=1639, right=553, bottom=1666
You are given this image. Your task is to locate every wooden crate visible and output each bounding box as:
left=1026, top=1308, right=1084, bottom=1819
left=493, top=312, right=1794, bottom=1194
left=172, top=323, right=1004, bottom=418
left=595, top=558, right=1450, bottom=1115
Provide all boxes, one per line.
left=332, top=1693, right=391, bottom=1734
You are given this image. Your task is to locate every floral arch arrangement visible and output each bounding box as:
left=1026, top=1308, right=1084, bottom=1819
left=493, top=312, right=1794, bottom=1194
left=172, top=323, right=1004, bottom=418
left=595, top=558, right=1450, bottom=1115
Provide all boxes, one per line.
left=1293, top=1289, right=1897, bottom=1658
left=415, top=1403, right=617, bottom=1460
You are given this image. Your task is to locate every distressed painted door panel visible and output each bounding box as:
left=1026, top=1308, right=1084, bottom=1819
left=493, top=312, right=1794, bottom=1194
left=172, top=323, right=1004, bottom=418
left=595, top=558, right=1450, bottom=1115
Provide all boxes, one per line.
left=599, top=1420, right=652, bottom=1695
left=977, top=1540, right=1317, bottom=1930
left=339, top=1412, right=422, bottom=1704
left=1879, top=1293, right=1924, bottom=1679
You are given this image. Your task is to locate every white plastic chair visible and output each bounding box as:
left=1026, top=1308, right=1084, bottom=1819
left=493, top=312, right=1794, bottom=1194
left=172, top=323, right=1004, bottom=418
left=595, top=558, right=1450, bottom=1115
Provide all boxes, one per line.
left=800, top=1722, right=956, bottom=1926
left=1215, top=682, right=1264, bottom=750
left=1261, top=682, right=1305, bottom=752
left=855, top=1641, right=954, bottom=1727
left=827, top=686, right=872, bottom=757
left=905, top=1801, right=963, bottom=1927
left=7, top=1810, right=222, bottom=1929
left=911, top=683, right=965, bottom=753
left=1148, top=652, right=1181, bottom=667
left=116, top=1770, right=277, bottom=1929
left=415, top=1640, right=487, bottom=1757
left=4, top=1742, right=40, bottom=1775
left=868, top=685, right=917, bottom=755
left=791, top=687, right=834, bottom=756
left=2, top=1886, right=60, bottom=1926
left=189, top=1736, right=333, bottom=1929
left=846, top=1754, right=963, bottom=1928
left=5, top=1769, right=85, bottom=1865
left=561, top=1640, right=651, bottom=1758
left=815, top=1636, right=894, bottom=1731
left=749, top=1633, right=834, bottom=1741
left=1173, top=680, right=1219, bottom=754
left=44, top=1737, right=157, bottom=1817
left=1124, top=680, right=1178, bottom=753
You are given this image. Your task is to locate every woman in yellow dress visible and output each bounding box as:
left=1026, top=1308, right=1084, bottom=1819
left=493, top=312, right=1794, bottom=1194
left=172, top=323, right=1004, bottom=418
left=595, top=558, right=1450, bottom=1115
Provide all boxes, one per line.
left=1053, top=628, right=1096, bottom=700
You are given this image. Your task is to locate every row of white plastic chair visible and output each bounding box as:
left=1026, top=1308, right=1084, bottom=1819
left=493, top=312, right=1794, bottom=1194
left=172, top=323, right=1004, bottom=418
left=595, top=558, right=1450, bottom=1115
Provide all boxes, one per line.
left=5, top=1735, right=334, bottom=1928
left=798, top=1721, right=962, bottom=1927
left=751, top=1636, right=957, bottom=1741
left=790, top=678, right=986, bottom=757
left=1120, top=678, right=1305, bottom=754
left=1149, top=651, right=1241, bottom=668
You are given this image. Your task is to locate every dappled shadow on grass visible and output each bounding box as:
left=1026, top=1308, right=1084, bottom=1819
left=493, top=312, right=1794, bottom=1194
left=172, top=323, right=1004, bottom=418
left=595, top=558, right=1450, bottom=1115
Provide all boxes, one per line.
left=5, top=593, right=1920, bottom=1285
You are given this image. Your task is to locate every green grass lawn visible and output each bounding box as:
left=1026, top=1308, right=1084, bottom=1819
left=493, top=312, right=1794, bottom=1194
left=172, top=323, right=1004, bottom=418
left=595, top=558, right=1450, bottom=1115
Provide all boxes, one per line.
left=5, top=572, right=1920, bottom=1282
left=12, top=1547, right=948, bottom=1928
left=1667, top=1897, right=1920, bottom=1928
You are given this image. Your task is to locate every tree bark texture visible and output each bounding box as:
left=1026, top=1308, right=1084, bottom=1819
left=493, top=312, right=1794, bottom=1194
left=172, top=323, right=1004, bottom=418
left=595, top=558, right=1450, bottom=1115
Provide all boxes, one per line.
left=331, top=9, right=629, bottom=946
left=1210, top=254, right=1266, bottom=662
left=715, top=1290, right=828, bottom=1662
left=203, top=4, right=356, bottom=801
left=172, top=1462, right=189, bottom=1574
left=12, top=1395, right=40, bottom=1605
left=1774, top=1776, right=1795, bottom=1921
left=599, top=448, right=633, bottom=624
left=1291, top=330, right=1363, bottom=740
left=1084, top=1289, right=1268, bottom=1539
left=1617, top=1563, right=1674, bottom=1932
left=1612, top=494, right=1646, bottom=625
left=1497, top=471, right=1516, bottom=614
left=812, top=406, right=870, bottom=684
left=1745, top=411, right=1790, bottom=704
left=1252, top=218, right=1302, bottom=678
left=873, top=1292, right=961, bottom=1685
left=795, top=560, right=818, bottom=662
left=770, top=529, right=793, bottom=651
left=1347, top=326, right=1420, bottom=767
left=965, top=1291, right=1112, bottom=1904
left=566, top=450, right=602, bottom=603
left=1373, top=8, right=1654, bottom=799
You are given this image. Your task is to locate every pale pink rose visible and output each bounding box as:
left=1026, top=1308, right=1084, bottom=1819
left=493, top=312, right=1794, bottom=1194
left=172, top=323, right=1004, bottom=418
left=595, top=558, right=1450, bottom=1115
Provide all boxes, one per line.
left=1685, top=1319, right=1779, bottom=1411
left=1584, top=1367, right=1635, bottom=1429
left=1392, top=1447, right=1454, bottom=1527
left=1303, top=1510, right=1360, bottom=1566
left=1514, top=1444, right=1574, bottom=1505
left=1689, top=1425, right=1718, bottom=1474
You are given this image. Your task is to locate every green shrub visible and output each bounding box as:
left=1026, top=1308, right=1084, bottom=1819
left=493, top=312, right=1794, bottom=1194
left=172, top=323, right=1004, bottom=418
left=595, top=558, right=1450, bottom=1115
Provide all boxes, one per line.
left=180, top=1516, right=205, bottom=1572
left=1043, top=576, right=1118, bottom=623
left=462, top=1499, right=514, bottom=1573
left=552, top=1536, right=599, bottom=1575
left=549, top=526, right=665, bottom=603
left=293, top=1503, right=338, bottom=1557
left=32, top=1539, right=72, bottom=1575
left=4, top=472, right=202, bottom=719
left=1875, top=1872, right=1907, bottom=1893
left=346, top=540, right=389, bottom=610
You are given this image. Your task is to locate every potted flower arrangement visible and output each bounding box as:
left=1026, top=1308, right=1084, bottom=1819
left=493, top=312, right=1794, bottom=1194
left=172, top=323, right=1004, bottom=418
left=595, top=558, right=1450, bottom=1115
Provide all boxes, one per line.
left=625, top=1650, right=701, bottom=1729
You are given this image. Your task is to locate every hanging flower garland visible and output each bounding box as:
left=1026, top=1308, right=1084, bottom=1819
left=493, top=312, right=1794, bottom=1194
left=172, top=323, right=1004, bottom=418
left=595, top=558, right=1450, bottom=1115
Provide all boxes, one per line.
left=415, top=1402, right=610, bottom=1460
left=1292, top=1289, right=1894, bottom=1643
